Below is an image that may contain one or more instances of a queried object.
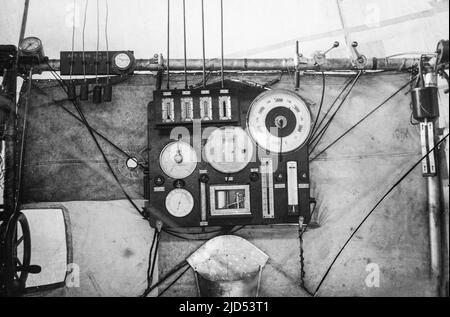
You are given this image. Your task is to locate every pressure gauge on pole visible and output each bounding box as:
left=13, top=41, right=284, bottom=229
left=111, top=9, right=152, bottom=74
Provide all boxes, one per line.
left=159, top=141, right=198, bottom=179
left=247, top=89, right=312, bottom=153
left=204, top=126, right=254, bottom=174
left=165, top=188, right=194, bottom=217
left=18, top=37, right=45, bottom=63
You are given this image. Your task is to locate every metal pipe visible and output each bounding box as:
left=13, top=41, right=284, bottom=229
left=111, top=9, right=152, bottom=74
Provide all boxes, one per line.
left=428, top=174, right=443, bottom=296
left=39, top=57, right=421, bottom=73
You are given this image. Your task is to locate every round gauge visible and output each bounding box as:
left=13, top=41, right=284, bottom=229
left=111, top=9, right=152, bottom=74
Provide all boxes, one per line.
left=204, top=126, right=254, bottom=174
left=18, top=37, right=43, bottom=56
left=165, top=188, right=194, bottom=218
left=247, top=89, right=312, bottom=153
left=159, top=141, right=197, bottom=179
left=112, top=52, right=135, bottom=72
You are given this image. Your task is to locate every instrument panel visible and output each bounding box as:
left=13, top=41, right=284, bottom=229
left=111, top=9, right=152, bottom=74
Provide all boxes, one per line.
left=146, top=80, right=312, bottom=228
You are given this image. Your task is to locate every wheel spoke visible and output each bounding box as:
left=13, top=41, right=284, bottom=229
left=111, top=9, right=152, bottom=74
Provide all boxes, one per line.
left=16, top=235, right=24, bottom=247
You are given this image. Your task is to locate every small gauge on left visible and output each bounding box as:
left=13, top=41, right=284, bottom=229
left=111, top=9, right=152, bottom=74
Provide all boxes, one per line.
left=111, top=51, right=135, bottom=74
left=159, top=141, right=198, bottom=179
left=18, top=37, right=45, bottom=63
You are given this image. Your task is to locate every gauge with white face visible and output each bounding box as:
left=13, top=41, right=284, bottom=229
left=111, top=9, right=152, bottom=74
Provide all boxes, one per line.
left=165, top=189, right=194, bottom=217
left=18, top=37, right=43, bottom=55
left=247, top=89, right=312, bottom=153
left=113, top=52, right=133, bottom=71
left=204, top=126, right=254, bottom=174
left=159, top=141, right=197, bottom=179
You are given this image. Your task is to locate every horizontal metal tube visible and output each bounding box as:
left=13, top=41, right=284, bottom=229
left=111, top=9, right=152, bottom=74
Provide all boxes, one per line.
left=39, top=57, right=420, bottom=73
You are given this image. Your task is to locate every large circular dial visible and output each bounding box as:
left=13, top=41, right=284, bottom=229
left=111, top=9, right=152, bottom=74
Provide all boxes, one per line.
left=159, top=141, right=197, bottom=179
left=165, top=189, right=194, bottom=217
left=247, top=89, right=312, bottom=153
left=204, top=126, right=254, bottom=174
left=18, top=37, right=44, bottom=57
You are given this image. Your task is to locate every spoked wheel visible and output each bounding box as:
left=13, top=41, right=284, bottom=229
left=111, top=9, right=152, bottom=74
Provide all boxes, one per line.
left=4, top=212, right=31, bottom=296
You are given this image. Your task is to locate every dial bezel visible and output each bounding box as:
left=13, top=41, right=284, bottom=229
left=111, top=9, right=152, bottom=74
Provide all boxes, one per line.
left=159, top=141, right=198, bottom=179
left=204, top=126, right=254, bottom=174
left=18, top=37, right=43, bottom=56
left=112, top=51, right=135, bottom=72
left=165, top=188, right=194, bottom=218
left=246, top=89, right=312, bottom=154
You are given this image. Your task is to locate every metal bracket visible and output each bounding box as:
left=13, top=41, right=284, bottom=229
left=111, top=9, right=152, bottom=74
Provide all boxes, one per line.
left=350, top=41, right=368, bottom=70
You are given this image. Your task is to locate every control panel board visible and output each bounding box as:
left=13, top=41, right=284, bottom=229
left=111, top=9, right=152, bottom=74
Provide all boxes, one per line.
left=146, top=80, right=311, bottom=228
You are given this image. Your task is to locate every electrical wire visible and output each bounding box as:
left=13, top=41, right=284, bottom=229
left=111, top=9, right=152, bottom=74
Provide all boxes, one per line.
left=69, top=0, right=76, bottom=82
left=45, top=62, right=147, bottom=220
left=82, top=0, right=89, bottom=82
left=166, top=0, right=170, bottom=90
left=309, top=76, right=417, bottom=162
left=201, top=0, right=206, bottom=87
left=141, top=230, right=160, bottom=297
left=141, top=260, right=189, bottom=297
left=309, top=75, right=354, bottom=142
left=309, top=71, right=326, bottom=140
left=182, top=0, right=187, bottom=89
left=157, top=265, right=190, bottom=297
left=312, top=133, right=449, bottom=296
left=95, top=0, right=100, bottom=84
left=104, top=0, right=110, bottom=84
left=308, top=71, right=362, bottom=155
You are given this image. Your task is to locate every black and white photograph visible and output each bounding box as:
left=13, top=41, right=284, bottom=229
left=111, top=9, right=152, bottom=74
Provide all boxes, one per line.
left=0, top=0, right=448, bottom=303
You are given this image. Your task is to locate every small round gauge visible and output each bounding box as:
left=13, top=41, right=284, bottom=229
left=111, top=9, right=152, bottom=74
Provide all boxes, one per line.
left=204, top=126, right=254, bottom=174
left=112, top=52, right=135, bottom=73
left=165, top=188, right=194, bottom=218
left=18, top=37, right=44, bottom=57
left=159, top=141, right=197, bottom=179
left=247, top=89, right=312, bottom=153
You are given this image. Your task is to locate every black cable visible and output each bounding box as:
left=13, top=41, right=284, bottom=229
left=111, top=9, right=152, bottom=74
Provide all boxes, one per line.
left=309, top=71, right=362, bottom=155
left=157, top=265, right=190, bottom=297
left=31, top=81, right=147, bottom=169
left=141, top=230, right=160, bottom=297
left=310, top=77, right=417, bottom=162
left=46, top=63, right=147, bottom=219
left=309, top=71, right=325, bottom=140
left=141, top=260, right=189, bottom=297
left=313, top=133, right=449, bottom=296
left=309, top=75, right=354, bottom=142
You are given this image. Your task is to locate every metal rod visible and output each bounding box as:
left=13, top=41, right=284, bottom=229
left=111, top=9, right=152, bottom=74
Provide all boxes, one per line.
left=182, top=0, right=187, bottom=89
left=166, top=0, right=170, bottom=90
left=428, top=173, right=443, bottom=296
left=18, top=0, right=30, bottom=46
left=220, top=0, right=224, bottom=88
left=40, top=57, right=421, bottom=73
left=201, top=0, right=206, bottom=87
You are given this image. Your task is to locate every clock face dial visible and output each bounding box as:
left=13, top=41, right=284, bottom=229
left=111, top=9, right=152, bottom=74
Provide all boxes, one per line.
left=114, top=52, right=132, bottom=70
left=165, top=189, right=194, bottom=217
left=159, top=141, right=198, bottom=179
left=247, top=89, right=312, bottom=153
left=204, top=126, right=254, bottom=174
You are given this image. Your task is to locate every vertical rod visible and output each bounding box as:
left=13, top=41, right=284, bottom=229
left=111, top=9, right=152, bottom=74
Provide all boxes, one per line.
left=428, top=173, right=442, bottom=296
left=14, top=68, right=33, bottom=212
left=201, top=0, right=206, bottom=87
left=182, top=0, right=187, bottom=89
left=220, top=0, right=224, bottom=88
left=18, top=0, right=30, bottom=47
left=166, top=0, right=170, bottom=90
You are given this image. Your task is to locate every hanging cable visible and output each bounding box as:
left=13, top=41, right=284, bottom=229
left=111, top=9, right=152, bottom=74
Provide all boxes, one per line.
left=45, top=62, right=147, bottom=220
left=220, top=0, right=224, bottom=88
left=157, top=266, right=190, bottom=297
left=166, top=0, right=170, bottom=90
left=103, top=0, right=112, bottom=102
left=310, top=76, right=417, bottom=162
left=201, top=0, right=206, bottom=87
left=80, top=0, right=89, bottom=100
left=309, top=76, right=354, bottom=141
left=312, top=133, right=449, bottom=296
left=92, top=0, right=102, bottom=103
left=140, top=260, right=189, bottom=297
left=69, top=0, right=76, bottom=82
left=182, top=0, right=187, bottom=89
left=309, top=72, right=326, bottom=139
left=308, top=71, right=362, bottom=155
